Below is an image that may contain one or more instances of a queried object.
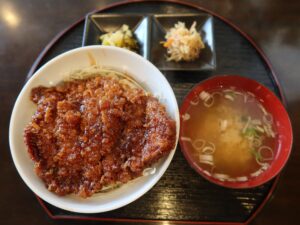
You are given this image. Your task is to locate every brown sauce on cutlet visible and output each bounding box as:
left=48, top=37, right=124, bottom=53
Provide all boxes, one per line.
left=24, top=75, right=176, bottom=198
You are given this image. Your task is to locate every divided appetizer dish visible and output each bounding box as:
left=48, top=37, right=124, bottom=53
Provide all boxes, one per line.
left=151, top=14, right=215, bottom=70
left=83, top=14, right=148, bottom=58
left=83, top=13, right=215, bottom=71
left=9, top=46, right=179, bottom=213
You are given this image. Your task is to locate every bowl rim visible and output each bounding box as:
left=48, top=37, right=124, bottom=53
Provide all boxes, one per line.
left=9, top=45, right=180, bottom=213
left=179, top=74, right=293, bottom=189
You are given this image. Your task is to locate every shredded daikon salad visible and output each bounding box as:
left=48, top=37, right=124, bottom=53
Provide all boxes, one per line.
left=162, top=21, right=205, bottom=62
left=100, top=24, right=138, bottom=51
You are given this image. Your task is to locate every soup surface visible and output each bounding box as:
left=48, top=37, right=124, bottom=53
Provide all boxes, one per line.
left=181, top=87, right=276, bottom=181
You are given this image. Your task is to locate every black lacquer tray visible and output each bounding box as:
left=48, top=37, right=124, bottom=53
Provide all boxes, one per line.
left=27, top=1, right=286, bottom=224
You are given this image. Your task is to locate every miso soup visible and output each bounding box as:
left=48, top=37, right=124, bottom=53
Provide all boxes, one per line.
left=181, top=87, right=277, bottom=182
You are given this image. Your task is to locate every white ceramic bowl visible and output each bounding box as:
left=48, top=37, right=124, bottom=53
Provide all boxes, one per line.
left=9, top=46, right=179, bottom=213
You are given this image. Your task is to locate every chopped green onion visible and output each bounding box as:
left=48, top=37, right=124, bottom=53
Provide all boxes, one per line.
left=251, top=148, right=262, bottom=161
left=243, top=127, right=259, bottom=137
left=227, top=91, right=235, bottom=98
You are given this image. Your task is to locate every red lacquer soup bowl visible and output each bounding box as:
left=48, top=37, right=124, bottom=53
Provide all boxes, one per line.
left=179, top=75, right=293, bottom=188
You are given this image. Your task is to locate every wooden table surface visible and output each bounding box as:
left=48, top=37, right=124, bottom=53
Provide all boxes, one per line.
left=1, top=0, right=299, bottom=224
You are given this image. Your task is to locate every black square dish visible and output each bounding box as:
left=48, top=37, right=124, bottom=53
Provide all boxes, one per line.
left=83, top=14, right=149, bottom=58
left=150, top=14, right=216, bottom=71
